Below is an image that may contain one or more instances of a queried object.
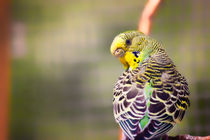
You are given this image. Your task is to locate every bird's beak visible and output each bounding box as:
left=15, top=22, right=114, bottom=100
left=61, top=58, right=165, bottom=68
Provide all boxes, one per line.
left=110, top=37, right=125, bottom=55
left=114, top=48, right=125, bottom=57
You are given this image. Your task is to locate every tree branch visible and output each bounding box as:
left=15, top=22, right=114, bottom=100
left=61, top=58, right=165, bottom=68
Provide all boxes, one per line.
left=138, top=0, right=162, bottom=35
left=162, top=134, right=210, bottom=140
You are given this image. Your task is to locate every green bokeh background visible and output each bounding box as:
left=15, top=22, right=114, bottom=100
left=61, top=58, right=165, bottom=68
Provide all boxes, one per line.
left=11, top=0, right=210, bottom=140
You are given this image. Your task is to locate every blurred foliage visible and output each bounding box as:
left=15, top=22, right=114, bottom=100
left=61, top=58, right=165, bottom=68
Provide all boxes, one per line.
left=10, top=0, right=209, bottom=140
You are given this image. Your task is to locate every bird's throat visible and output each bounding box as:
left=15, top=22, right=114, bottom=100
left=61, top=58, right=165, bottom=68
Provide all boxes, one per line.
left=120, top=51, right=141, bottom=70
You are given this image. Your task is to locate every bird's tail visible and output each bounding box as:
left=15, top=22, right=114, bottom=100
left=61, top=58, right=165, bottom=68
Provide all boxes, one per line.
left=134, top=120, right=173, bottom=140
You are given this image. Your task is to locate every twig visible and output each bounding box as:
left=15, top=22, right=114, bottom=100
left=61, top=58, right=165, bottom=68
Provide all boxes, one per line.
left=162, top=134, right=210, bottom=140
left=138, top=0, right=162, bottom=35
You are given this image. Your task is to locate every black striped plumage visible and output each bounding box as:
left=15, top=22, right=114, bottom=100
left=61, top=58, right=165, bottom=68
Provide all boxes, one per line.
left=111, top=31, right=190, bottom=140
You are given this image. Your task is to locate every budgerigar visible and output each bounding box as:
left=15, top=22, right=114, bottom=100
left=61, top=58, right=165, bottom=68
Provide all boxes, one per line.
left=110, top=31, right=190, bottom=140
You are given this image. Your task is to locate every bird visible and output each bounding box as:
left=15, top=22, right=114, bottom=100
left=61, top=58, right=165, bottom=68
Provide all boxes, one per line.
left=110, top=31, right=190, bottom=140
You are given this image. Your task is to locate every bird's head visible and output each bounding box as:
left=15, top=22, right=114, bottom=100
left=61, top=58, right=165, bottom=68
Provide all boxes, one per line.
left=110, top=30, right=162, bottom=70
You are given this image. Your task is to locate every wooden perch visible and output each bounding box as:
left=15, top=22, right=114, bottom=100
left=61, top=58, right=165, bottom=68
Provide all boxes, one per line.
left=162, top=134, right=210, bottom=140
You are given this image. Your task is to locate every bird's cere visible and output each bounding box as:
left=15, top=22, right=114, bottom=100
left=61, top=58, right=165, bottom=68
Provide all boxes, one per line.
left=114, top=48, right=125, bottom=57
left=110, top=36, right=126, bottom=56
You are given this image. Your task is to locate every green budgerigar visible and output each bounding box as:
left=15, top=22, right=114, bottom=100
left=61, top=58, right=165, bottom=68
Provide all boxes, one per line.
left=110, top=31, right=190, bottom=140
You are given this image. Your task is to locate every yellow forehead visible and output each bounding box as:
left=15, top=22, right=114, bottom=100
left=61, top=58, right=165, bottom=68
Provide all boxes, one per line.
left=110, top=37, right=125, bottom=55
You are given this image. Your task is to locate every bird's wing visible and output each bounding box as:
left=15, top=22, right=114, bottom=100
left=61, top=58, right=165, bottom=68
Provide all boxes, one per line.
left=113, top=61, right=190, bottom=139
left=113, top=69, right=148, bottom=139
left=142, top=60, right=190, bottom=139
left=147, top=62, right=190, bottom=123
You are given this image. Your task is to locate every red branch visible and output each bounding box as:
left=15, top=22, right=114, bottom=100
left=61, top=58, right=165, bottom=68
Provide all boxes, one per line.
left=162, top=134, right=210, bottom=140
left=138, top=0, right=161, bottom=35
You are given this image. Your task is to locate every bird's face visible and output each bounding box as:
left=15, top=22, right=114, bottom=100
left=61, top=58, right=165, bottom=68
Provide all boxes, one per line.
left=110, top=31, right=148, bottom=70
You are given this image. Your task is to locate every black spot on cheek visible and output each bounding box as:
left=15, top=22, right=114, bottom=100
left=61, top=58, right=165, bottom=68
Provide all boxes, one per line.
left=132, top=51, right=139, bottom=58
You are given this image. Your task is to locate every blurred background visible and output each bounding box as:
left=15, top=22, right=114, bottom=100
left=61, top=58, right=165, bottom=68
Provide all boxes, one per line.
left=4, top=0, right=209, bottom=139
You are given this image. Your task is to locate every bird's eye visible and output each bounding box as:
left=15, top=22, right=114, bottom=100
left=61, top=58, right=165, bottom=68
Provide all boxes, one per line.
left=125, top=39, right=131, bottom=45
